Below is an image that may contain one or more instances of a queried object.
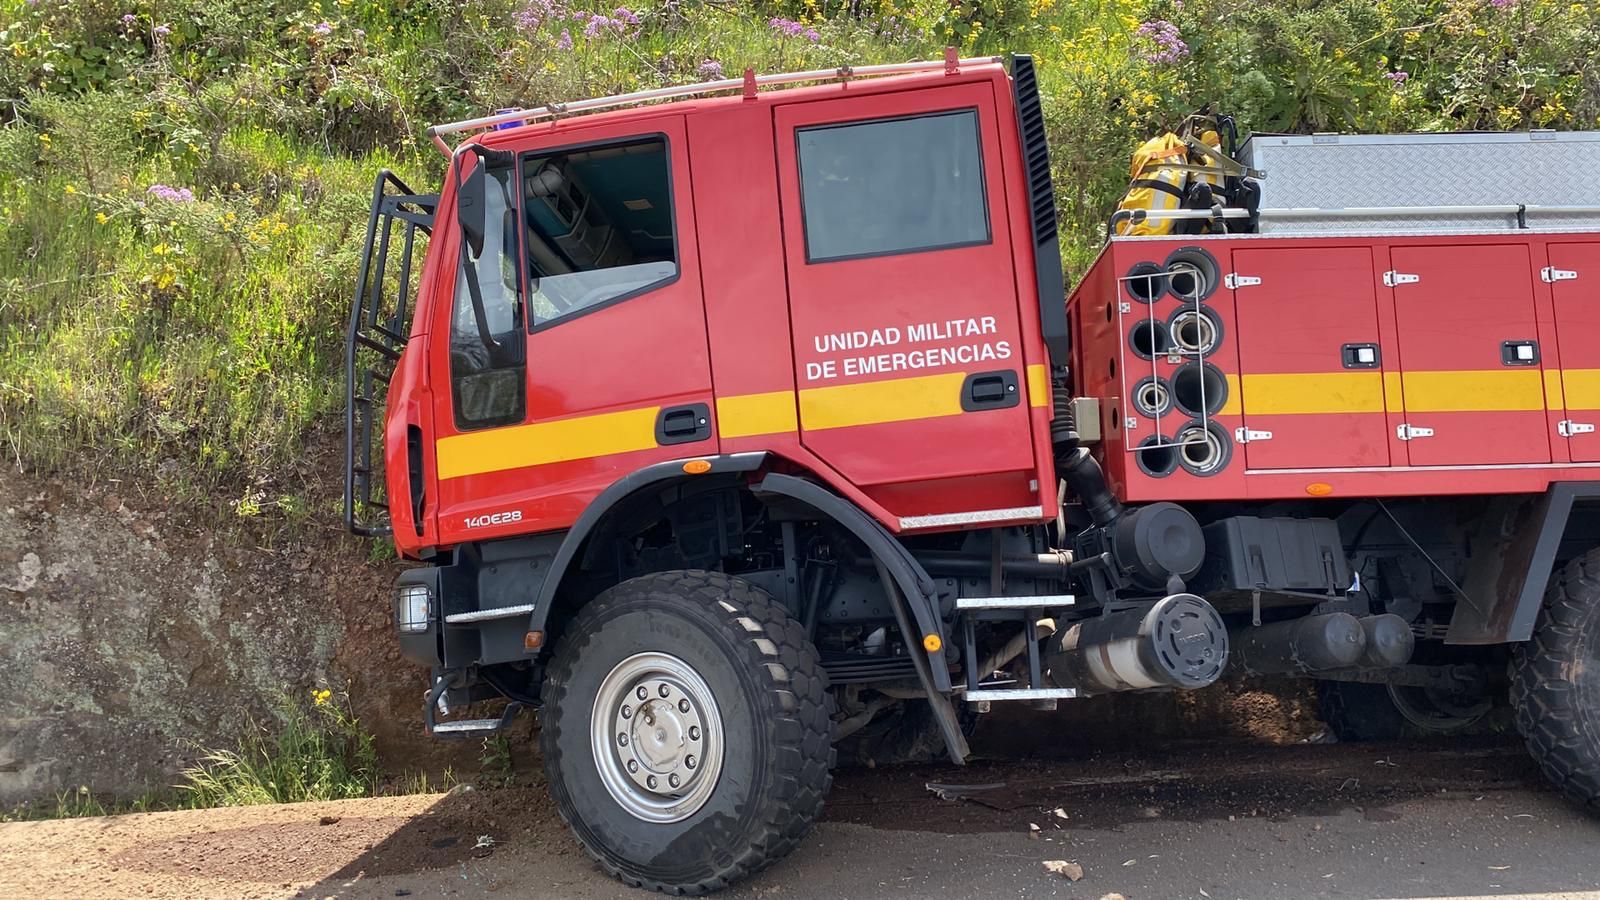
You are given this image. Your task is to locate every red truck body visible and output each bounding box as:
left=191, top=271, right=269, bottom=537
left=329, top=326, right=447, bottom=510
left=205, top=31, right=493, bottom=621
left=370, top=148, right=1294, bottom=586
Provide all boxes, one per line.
left=344, top=55, right=1600, bottom=895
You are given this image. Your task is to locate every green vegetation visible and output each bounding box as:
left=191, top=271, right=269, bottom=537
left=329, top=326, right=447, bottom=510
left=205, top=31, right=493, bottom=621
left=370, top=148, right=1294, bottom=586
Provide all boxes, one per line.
left=176, top=689, right=381, bottom=806
left=2, top=0, right=1595, bottom=505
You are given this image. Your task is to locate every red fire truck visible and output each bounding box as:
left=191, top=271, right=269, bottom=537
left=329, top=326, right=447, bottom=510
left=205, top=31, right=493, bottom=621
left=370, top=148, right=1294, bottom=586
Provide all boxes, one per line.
left=346, top=53, right=1600, bottom=894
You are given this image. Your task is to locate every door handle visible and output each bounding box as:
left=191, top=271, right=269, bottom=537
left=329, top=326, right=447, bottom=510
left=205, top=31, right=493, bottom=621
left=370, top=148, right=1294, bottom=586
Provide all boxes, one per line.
left=1341, top=343, right=1380, bottom=369
left=656, top=403, right=711, bottom=445
left=1501, top=340, right=1539, bottom=366
left=961, top=371, right=1021, bottom=411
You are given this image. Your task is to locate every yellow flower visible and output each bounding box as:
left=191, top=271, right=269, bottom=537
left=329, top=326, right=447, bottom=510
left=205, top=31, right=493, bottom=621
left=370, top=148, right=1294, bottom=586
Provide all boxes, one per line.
left=152, top=242, right=169, bottom=256
left=38, top=133, right=51, bottom=144
left=95, top=212, right=109, bottom=224
left=63, top=184, right=77, bottom=195
left=312, top=688, right=333, bottom=706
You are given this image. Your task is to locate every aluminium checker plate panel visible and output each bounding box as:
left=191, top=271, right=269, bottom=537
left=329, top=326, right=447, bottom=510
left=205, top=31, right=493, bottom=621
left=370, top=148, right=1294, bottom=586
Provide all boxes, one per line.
left=1240, top=130, right=1600, bottom=235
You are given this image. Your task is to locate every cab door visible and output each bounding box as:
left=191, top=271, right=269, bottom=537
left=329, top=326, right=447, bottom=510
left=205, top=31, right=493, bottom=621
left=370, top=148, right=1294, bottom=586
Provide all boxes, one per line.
left=431, top=117, right=717, bottom=546
left=1549, top=242, right=1600, bottom=461
left=773, top=84, right=1039, bottom=521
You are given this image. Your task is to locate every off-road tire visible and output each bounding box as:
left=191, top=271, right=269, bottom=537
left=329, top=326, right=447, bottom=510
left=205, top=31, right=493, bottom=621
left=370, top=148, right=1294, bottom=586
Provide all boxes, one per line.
left=1511, top=549, right=1600, bottom=815
left=540, top=570, right=835, bottom=894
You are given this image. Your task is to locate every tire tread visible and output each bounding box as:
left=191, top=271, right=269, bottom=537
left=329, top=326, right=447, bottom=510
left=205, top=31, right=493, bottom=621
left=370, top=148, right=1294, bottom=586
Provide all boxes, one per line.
left=1511, top=549, right=1600, bottom=814
left=540, top=570, right=835, bottom=894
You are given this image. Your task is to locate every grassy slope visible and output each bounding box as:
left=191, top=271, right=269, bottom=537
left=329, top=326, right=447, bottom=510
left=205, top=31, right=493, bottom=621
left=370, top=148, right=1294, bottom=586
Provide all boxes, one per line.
left=0, top=0, right=1594, bottom=520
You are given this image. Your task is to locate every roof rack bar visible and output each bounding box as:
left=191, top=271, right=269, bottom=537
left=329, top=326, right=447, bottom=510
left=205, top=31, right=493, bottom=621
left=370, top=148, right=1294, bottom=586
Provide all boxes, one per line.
left=1258, top=204, right=1600, bottom=218
left=426, top=55, right=1004, bottom=156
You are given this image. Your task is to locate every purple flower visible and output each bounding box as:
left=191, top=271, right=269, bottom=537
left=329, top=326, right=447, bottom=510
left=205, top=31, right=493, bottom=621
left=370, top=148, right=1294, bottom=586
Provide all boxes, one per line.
left=513, top=0, right=565, bottom=30
left=697, top=59, right=724, bottom=79
left=353, top=28, right=365, bottom=39
left=555, top=29, right=573, bottom=50
left=313, top=21, right=333, bottom=35
left=146, top=184, right=195, bottom=203
left=768, top=17, right=820, bottom=41
left=1384, top=70, right=1409, bottom=85
left=1136, top=19, right=1189, bottom=64
left=153, top=23, right=171, bottom=37
left=120, top=13, right=136, bottom=24
left=613, top=6, right=638, bottom=25
left=1489, top=0, right=1520, bottom=7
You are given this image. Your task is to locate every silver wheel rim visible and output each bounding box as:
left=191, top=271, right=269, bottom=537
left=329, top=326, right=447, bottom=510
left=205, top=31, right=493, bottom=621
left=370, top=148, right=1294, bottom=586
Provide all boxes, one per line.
left=591, top=651, right=724, bottom=823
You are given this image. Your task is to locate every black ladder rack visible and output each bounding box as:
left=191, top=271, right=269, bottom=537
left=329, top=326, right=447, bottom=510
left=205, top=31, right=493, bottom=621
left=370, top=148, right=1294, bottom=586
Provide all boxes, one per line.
left=345, top=170, right=437, bottom=537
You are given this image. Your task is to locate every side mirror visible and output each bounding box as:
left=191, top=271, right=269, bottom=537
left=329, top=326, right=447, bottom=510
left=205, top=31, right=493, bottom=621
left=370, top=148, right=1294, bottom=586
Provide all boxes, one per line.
left=457, top=156, right=488, bottom=258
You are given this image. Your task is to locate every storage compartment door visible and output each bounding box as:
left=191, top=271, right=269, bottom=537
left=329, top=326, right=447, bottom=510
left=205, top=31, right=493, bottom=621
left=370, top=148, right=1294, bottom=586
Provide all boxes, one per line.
left=1550, top=242, right=1600, bottom=462
left=1389, top=244, right=1550, bottom=466
left=1231, top=246, right=1390, bottom=469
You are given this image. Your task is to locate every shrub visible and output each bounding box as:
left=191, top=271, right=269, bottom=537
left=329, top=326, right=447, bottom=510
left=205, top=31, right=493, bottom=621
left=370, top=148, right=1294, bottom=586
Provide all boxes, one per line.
left=177, top=690, right=380, bottom=806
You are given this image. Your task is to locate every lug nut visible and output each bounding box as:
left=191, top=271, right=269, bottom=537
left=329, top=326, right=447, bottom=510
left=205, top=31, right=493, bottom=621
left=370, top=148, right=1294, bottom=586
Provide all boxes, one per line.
left=685, top=755, right=696, bottom=769
left=627, top=759, right=638, bottom=773
left=636, top=686, right=648, bottom=700
left=618, top=733, right=628, bottom=746
left=647, top=775, right=657, bottom=790
left=659, top=684, right=670, bottom=698
left=621, top=705, right=631, bottom=719
left=669, top=774, right=680, bottom=788
left=678, top=699, right=690, bottom=713
left=688, top=726, right=700, bottom=741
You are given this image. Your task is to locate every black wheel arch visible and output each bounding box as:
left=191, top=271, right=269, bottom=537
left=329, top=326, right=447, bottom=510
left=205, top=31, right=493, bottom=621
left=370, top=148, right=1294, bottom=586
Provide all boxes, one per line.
left=525, top=455, right=951, bottom=693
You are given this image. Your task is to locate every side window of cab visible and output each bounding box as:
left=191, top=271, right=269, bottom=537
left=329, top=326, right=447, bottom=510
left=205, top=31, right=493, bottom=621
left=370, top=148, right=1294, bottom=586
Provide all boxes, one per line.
left=449, top=161, right=527, bottom=430
left=520, top=135, right=678, bottom=327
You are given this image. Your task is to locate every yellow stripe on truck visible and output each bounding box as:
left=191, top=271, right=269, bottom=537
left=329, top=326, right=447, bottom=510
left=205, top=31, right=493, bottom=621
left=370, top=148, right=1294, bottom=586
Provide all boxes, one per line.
left=1560, top=368, right=1600, bottom=410
left=435, top=406, right=661, bottom=480
left=1400, top=369, right=1545, bottom=412
left=716, top=390, right=798, bottom=439
left=1240, top=372, right=1386, bottom=415
left=1025, top=363, right=1050, bottom=408
left=798, top=371, right=968, bottom=431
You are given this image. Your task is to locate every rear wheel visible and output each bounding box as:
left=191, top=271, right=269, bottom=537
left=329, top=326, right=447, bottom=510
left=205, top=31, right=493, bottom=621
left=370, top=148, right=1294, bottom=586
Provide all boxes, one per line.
left=540, top=570, right=834, bottom=894
left=1511, top=549, right=1600, bottom=815
left=1318, top=678, right=1491, bottom=741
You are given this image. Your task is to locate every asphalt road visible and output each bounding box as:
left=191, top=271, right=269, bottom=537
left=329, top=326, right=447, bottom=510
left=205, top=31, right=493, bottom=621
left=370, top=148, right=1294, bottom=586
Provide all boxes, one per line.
left=4, top=738, right=1598, bottom=900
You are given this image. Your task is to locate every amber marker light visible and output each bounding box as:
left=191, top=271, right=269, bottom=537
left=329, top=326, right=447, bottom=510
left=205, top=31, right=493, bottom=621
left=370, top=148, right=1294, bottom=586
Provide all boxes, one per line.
left=682, top=459, right=713, bottom=475
left=1306, top=482, right=1334, bottom=496
left=524, top=630, right=545, bottom=651
left=922, top=633, right=943, bottom=653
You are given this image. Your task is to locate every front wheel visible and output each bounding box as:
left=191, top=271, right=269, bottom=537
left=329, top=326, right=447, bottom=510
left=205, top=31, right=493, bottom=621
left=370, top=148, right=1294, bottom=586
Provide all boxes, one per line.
left=1512, top=549, right=1600, bottom=815
left=540, top=571, right=834, bottom=894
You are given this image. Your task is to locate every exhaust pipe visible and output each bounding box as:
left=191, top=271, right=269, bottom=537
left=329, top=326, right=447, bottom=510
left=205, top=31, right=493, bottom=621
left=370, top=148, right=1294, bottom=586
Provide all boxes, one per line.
left=1047, top=593, right=1228, bottom=695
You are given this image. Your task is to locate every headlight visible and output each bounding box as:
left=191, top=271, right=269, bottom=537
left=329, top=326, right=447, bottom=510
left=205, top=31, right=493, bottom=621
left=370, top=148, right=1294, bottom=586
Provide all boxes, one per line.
left=396, top=584, right=432, bottom=634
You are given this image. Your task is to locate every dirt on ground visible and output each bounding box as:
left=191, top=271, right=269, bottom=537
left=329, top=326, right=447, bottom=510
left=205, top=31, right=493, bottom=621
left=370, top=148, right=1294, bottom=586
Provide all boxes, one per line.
left=4, top=735, right=1588, bottom=900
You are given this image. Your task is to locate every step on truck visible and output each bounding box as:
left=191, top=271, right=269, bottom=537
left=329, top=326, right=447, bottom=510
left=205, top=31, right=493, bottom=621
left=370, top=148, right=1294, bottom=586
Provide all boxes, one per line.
left=346, top=52, right=1600, bottom=894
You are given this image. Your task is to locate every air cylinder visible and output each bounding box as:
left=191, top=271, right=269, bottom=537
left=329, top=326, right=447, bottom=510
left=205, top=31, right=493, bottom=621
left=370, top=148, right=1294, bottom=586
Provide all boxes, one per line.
left=1047, top=593, right=1228, bottom=695
left=1231, top=612, right=1367, bottom=675
left=1358, top=613, right=1416, bottom=668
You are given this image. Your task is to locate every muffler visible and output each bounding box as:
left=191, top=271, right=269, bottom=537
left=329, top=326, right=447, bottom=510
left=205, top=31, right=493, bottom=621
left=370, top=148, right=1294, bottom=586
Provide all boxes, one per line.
left=1047, top=593, right=1228, bottom=695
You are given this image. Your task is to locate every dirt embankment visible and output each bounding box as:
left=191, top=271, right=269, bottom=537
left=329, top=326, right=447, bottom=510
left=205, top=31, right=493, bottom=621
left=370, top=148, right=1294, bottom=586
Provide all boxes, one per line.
left=0, top=468, right=484, bottom=806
